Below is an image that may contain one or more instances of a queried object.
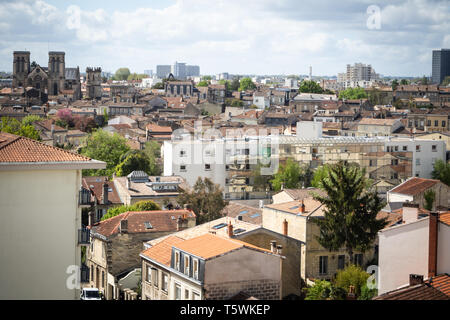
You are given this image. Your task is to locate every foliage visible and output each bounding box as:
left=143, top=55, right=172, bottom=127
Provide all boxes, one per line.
left=73, top=116, right=98, bottom=133
left=313, top=161, right=387, bottom=262
left=143, top=140, right=162, bottom=175
left=239, top=77, right=256, bottom=91
left=229, top=78, right=240, bottom=91
left=197, top=80, right=209, bottom=87
left=80, top=129, right=131, bottom=177
left=311, top=164, right=332, bottom=189
left=305, top=280, right=333, bottom=300
left=22, top=115, right=42, bottom=127
left=424, top=189, right=436, bottom=211
left=392, top=79, right=399, bottom=91
left=400, top=79, right=409, bottom=85
left=127, top=73, right=147, bottom=81
left=442, top=76, right=450, bottom=86
left=0, top=116, right=41, bottom=141
left=177, top=177, right=228, bottom=224
left=420, top=75, right=429, bottom=85
left=152, top=82, right=164, bottom=89
left=298, top=80, right=324, bottom=94
left=101, top=200, right=161, bottom=221
left=358, top=284, right=378, bottom=300
left=103, top=109, right=109, bottom=124
left=56, top=108, right=74, bottom=128
left=115, top=151, right=151, bottom=177
left=432, top=159, right=450, bottom=186
left=338, top=87, right=368, bottom=100
left=251, top=163, right=273, bottom=192
left=202, top=75, right=212, bottom=81
left=225, top=98, right=244, bottom=107
left=114, top=68, right=131, bottom=81
left=335, top=264, right=370, bottom=297
left=270, top=159, right=311, bottom=191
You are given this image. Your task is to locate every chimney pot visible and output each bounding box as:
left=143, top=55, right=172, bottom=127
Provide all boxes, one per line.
left=120, top=219, right=128, bottom=233
left=227, top=222, right=233, bottom=238
left=409, top=274, right=424, bottom=286
left=270, top=240, right=277, bottom=253
left=276, top=244, right=283, bottom=255
left=428, top=212, right=439, bottom=278
left=282, top=219, right=288, bottom=236
left=299, top=200, right=305, bottom=214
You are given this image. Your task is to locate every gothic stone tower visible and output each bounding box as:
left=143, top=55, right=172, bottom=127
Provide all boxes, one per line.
left=12, top=51, right=31, bottom=88
left=48, top=51, right=65, bottom=96
left=86, top=67, right=102, bottom=100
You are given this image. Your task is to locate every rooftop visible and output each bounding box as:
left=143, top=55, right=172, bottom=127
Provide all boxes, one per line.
left=264, top=199, right=324, bottom=217
left=389, top=177, right=441, bottom=196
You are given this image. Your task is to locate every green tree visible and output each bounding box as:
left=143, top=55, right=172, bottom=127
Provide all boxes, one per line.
left=400, top=79, right=409, bottom=85
left=239, top=77, right=256, bottom=91
left=202, top=75, right=212, bottom=81
left=0, top=117, right=41, bottom=141
left=298, top=80, right=324, bottom=94
left=442, top=76, right=450, bottom=86
left=313, top=161, right=387, bottom=263
left=270, top=159, right=310, bottom=191
left=420, top=75, right=429, bottom=85
left=80, top=129, right=130, bottom=176
left=225, top=98, right=244, bottom=107
left=311, top=164, right=332, bottom=189
left=177, top=177, right=228, bottom=224
left=391, top=79, right=399, bottom=91
left=115, top=151, right=151, bottom=177
left=143, top=140, right=162, bottom=176
left=338, top=87, right=368, bottom=100
left=358, top=284, right=378, bottom=300
left=197, top=80, right=209, bottom=87
left=22, top=115, right=42, bottom=127
left=152, top=82, right=164, bottom=89
left=251, top=163, right=273, bottom=192
left=432, top=159, right=450, bottom=186
left=305, top=280, right=333, bottom=300
left=114, top=68, right=131, bottom=81
left=334, top=264, right=370, bottom=297
left=101, top=200, right=161, bottom=221
left=229, top=78, right=240, bottom=91
left=424, top=189, right=436, bottom=211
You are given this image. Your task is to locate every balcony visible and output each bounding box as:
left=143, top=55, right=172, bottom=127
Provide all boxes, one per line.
left=79, top=187, right=92, bottom=206
left=78, top=228, right=91, bottom=245
left=80, top=264, right=90, bottom=283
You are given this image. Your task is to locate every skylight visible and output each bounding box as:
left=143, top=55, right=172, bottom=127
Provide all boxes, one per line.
left=144, top=222, right=153, bottom=229
left=212, top=223, right=227, bottom=230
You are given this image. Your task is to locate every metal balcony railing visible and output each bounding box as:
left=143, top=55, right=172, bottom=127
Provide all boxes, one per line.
left=78, top=228, right=90, bottom=245
left=80, top=264, right=90, bottom=283
left=79, top=188, right=92, bottom=206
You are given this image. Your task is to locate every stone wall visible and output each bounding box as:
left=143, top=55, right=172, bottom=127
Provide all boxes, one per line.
left=204, top=279, right=280, bottom=300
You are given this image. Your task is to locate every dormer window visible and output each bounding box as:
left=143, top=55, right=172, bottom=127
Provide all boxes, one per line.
left=193, top=258, right=199, bottom=280
left=175, top=250, right=181, bottom=271
left=184, top=256, right=190, bottom=275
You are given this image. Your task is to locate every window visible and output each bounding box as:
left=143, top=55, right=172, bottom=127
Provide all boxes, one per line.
left=319, top=256, right=328, bottom=275
left=184, top=256, right=190, bottom=275
left=153, top=269, right=159, bottom=287
left=416, top=158, right=421, bottom=166
left=102, top=271, right=105, bottom=288
left=180, top=150, right=186, bottom=157
left=146, top=266, right=152, bottom=283
left=394, top=146, right=399, bottom=152
left=369, top=160, right=376, bottom=167
left=416, top=145, right=421, bottom=152
left=180, top=165, right=186, bottom=172
left=391, top=159, right=399, bottom=165
left=435, top=120, right=439, bottom=127
left=193, top=292, right=201, bottom=300
left=338, top=255, right=345, bottom=270
left=205, top=164, right=211, bottom=171
left=193, top=259, right=199, bottom=280
left=162, top=274, right=168, bottom=293
left=432, top=145, right=437, bottom=152
left=355, top=254, right=363, bottom=266
left=427, top=120, right=431, bottom=127
left=185, top=289, right=190, bottom=300
left=175, top=251, right=181, bottom=271
left=175, top=283, right=181, bottom=300
left=443, top=121, right=446, bottom=128
left=403, top=146, right=408, bottom=151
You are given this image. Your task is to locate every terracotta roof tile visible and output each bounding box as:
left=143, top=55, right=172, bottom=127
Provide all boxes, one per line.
left=427, top=274, right=450, bottom=296
left=90, top=209, right=195, bottom=237
left=82, top=177, right=123, bottom=205
left=265, top=199, right=324, bottom=217
left=389, top=177, right=441, bottom=196
left=141, top=236, right=186, bottom=266
left=0, top=132, right=92, bottom=163
left=439, top=212, right=450, bottom=226
left=374, top=283, right=449, bottom=300
left=222, top=202, right=262, bottom=225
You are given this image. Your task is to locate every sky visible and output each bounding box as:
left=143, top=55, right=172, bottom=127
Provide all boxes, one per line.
left=0, top=0, right=449, bottom=77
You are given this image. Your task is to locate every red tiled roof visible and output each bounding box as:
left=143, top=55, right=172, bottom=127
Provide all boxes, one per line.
left=440, top=212, right=450, bottom=226
left=374, top=283, right=449, bottom=300
left=146, top=123, right=173, bottom=133
left=141, top=236, right=186, bottom=266
left=90, top=210, right=195, bottom=237
left=389, top=177, right=441, bottom=196
left=0, top=132, right=92, bottom=163
left=427, top=274, right=450, bottom=296
left=82, top=177, right=122, bottom=205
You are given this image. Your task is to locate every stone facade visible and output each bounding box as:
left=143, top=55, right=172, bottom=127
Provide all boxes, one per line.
left=86, top=67, right=103, bottom=100
left=204, top=279, right=280, bottom=300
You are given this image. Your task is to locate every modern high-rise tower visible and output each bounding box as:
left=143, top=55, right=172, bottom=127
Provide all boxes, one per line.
left=432, top=49, right=450, bottom=85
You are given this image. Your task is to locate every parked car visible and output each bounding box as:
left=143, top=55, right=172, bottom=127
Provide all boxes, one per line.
left=80, top=288, right=102, bottom=300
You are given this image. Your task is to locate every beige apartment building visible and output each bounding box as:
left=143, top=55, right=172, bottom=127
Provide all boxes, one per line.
left=0, top=132, right=105, bottom=299
left=140, top=233, right=283, bottom=300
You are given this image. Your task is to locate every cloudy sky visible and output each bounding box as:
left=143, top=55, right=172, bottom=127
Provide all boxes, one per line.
left=0, top=0, right=448, bottom=77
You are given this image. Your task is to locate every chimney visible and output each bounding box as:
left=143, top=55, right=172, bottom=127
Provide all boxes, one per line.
left=347, top=285, right=356, bottom=300
left=428, top=212, right=439, bottom=278
left=283, top=219, right=288, bottom=236
left=409, top=274, right=424, bottom=286
left=270, top=240, right=277, bottom=253
left=227, top=222, right=233, bottom=238
left=276, top=244, right=283, bottom=255
left=402, top=202, right=419, bottom=224
left=120, top=219, right=128, bottom=233
left=102, top=180, right=109, bottom=205
left=177, top=216, right=187, bottom=231
left=88, top=210, right=95, bottom=227
left=299, top=200, right=305, bottom=214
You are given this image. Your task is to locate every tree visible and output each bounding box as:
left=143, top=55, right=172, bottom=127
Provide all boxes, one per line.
left=143, top=140, right=162, bottom=176
left=313, top=161, right=387, bottom=263
left=202, top=75, right=212, bottom=81
left=311, top=164, right=332, bottom=189
left=270, top=159, right=309, bottom=191
left=298, top=80, right=324, bottom=94
left=239, top=77, right=256, bottom=91
left=334, top=264, right=370, bottom=297
left=420, top=75, right=429, bottom=85
left=56, top=108, right=74, bottom=128
left=115, top=151, right=151, bottom=177
left=114, top=68, right=131, bottom=81
left=442, top=76, right=450, bottom=86
left=391, top=79, right=399, bottom=91
left=0, top=117, right=41, bottom=141
left=22, top=115, right=42, bottom=127
left=358, top=284, right=378, bottom=300
left=229, top=78, right=240, bottom=91
left=424, top=189, right=436, bottom=211
left=225, top=98, right=244, bottom=107
left=251, top=163, right=273, bottom=192
left=197, top=80, right=209, bottom=87
left=152, top=82, right=164, bottom=89
left=80, top=129, right=130, bottom=176
left=101, top=200, right=161, bottom=221
left=338, top=87, right=368, bottom=100
left=304, top=280, right=346, bottom=300
left=432, top=159, right=450, bottom=186
left=400, top=79, right=409, bottom=85
left=177, top=177, right=228, bottom=224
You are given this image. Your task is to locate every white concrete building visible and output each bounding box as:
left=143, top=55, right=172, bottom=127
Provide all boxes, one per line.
left=378, top=208, right=450, bottom=295
left=0, top=132, right=105, bottom=299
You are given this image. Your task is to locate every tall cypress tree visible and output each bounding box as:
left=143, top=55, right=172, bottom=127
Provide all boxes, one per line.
left=313, top=161, right=387, bottom=264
